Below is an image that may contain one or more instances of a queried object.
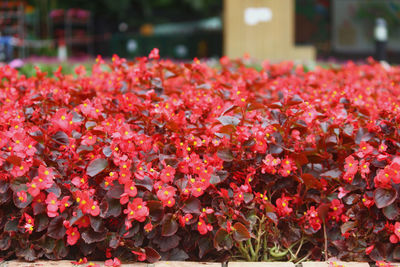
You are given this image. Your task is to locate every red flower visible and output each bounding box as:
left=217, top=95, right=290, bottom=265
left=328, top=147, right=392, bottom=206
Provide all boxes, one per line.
left=17, top=191, right=27, bottom=202
left=356, top=141, right=374, bottom=158
left=365, top=245, right=374, bottom=255
left=52, top=108, right=74, bottom=131
left=303, top=206, right=321, bottom=232
left=276, top=195, right=292, bottom=217
left=197, top=218, right=213, bottom=235
left=89, top=201, right=100, bottom=216
left=149, top=48, right=160, bottom=60
left=81, top=133, right=97, bottom=146
left=156, top=186, right=176, bottom=207
left=329, top=199, right=344, bottom=222
left=144, top=222, right=153, bottom=232
left=45, top=192, right=59, bottom=217
left=362, top=194, right=374, bottom=208
left=179, top=214, right=193, bottom=227
left=66, top=226, right=80, bottom=245
left=123, top=198, right=149, bottom=223
left=345, top=156, right=358, bottom=173
left=374, top=167, right=392, bottom=188
left=131, top=250, right=146, bottom=261
left=261, top=154, right=280, bottom=174
left=59, top=196, right=71, bottom=213
left=191, top=182, right=206, bottom=198
left=124, top=181, right=137, bottom=197
left=105, top=258, right=121, bottom=267
left=27, top=182, right=40, bottom=197
left=23, top=213, right=34, bottom=234
left=359, top=160, right=370, bottom=179
left=160, top=165, right=175, bottom=183
left=71, top=257, right=87, bottom=265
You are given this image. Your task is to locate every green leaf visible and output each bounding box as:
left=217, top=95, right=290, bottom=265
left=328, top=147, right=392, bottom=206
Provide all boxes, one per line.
left=232, top=222, right=250, bottom=242
left=86, top=158, right=108, bottom=177
left=374, top=188, right=397, bottom=209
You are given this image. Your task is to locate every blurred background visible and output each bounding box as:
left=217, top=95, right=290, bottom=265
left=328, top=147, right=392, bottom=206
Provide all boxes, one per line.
left=1, top=0, right=400, bottom=64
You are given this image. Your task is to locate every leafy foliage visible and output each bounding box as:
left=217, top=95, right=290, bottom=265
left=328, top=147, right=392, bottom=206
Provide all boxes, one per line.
left=1, top=53, right=400, bottom=264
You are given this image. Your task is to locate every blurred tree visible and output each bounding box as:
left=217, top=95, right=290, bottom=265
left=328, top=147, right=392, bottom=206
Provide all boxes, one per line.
left=41, top=0, right=222, bottom=30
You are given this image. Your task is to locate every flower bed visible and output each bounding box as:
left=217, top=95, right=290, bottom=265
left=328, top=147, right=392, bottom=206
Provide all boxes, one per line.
left=1, top=50, right=400, bottom=265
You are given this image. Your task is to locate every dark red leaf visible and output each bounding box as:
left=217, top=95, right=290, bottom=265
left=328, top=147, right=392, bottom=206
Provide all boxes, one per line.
left=374, top=188, right=397, bottom=209
left=81, top=228, right=107, bottom=244
left=161, top=214, right=178, bottom=237
left=383, top=203, right=400, bottom=220
left=47, top=216, right=66, bottom=240
left=144, top=247, right=161, bottom=263
left=182, top=197, right=201, bottom=214
left=214, top=228, right=233, bottom=250
left=86, top=158, right=108, bottom=177
left=301, top=173, right=322, bottom=190
left=232, top=222, right=250, bottom=242
left=218, top=116, right=240, bottom=126
left=217, top=149, right=234, bottom=162
left=51, top=131, right=69, bottom=145
left=147, top=200, right=164, bottom=222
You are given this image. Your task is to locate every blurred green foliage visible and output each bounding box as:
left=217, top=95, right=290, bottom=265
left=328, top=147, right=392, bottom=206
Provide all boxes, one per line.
left=40, top=0, right=222, bottom=28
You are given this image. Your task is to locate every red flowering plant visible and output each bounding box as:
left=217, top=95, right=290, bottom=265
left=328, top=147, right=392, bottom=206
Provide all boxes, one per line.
left=1, top=52, right=400, bottom=264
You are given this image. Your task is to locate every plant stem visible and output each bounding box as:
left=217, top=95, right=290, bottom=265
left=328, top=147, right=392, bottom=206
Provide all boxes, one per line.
left=239, top=241, right=251, bottom=261
left=323, top=222, right=328, bottom=261
left=247, top=239, right=256, bottom=260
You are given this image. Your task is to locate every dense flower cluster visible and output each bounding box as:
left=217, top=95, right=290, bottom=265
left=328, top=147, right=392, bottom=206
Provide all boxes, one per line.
left=1, top=52, right=400, bottom=264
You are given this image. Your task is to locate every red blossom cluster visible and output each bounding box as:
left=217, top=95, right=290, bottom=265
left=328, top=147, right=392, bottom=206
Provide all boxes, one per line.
left=1, top=52, right=400, bottom=264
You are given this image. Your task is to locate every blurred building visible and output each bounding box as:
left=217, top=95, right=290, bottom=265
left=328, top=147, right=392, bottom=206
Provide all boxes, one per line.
left=1, top=0, right=400, bottom=62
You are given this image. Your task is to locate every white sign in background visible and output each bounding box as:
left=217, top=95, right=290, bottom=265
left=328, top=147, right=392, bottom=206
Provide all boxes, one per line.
left=244, top=7, right=272, bottom=26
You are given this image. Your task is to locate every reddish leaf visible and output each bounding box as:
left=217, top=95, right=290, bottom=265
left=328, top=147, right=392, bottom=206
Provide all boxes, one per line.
left=340, top=221, right=357, bottom=235
left=182, top=197, right=201, bottom=214
left=218, top=116, right=240, bottom=126
left=217, top=149, right=234, bottom=162
left=144, top=247, right=161, bottom=263
left=301, top=173, right=322, bottom=190
left=161, top=214, right=178, bottom=237
left=147, top=200, right=164, bottom=222
left=317, top=203, right=331, bottom=222
left=81, top=228, right=107, bottom=244
left=374, top=188, right=397, bottom=209
left=232, top=222, right=250, bottom=242
left=86, top=158, right=108, bottom=177
left=47, top=216, right=66, bottom=240
left=51, top=131, right=69, bottom=145
left=214, top=228, right=233, bottom=250
left=383, top=203, right=400, bottom=220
